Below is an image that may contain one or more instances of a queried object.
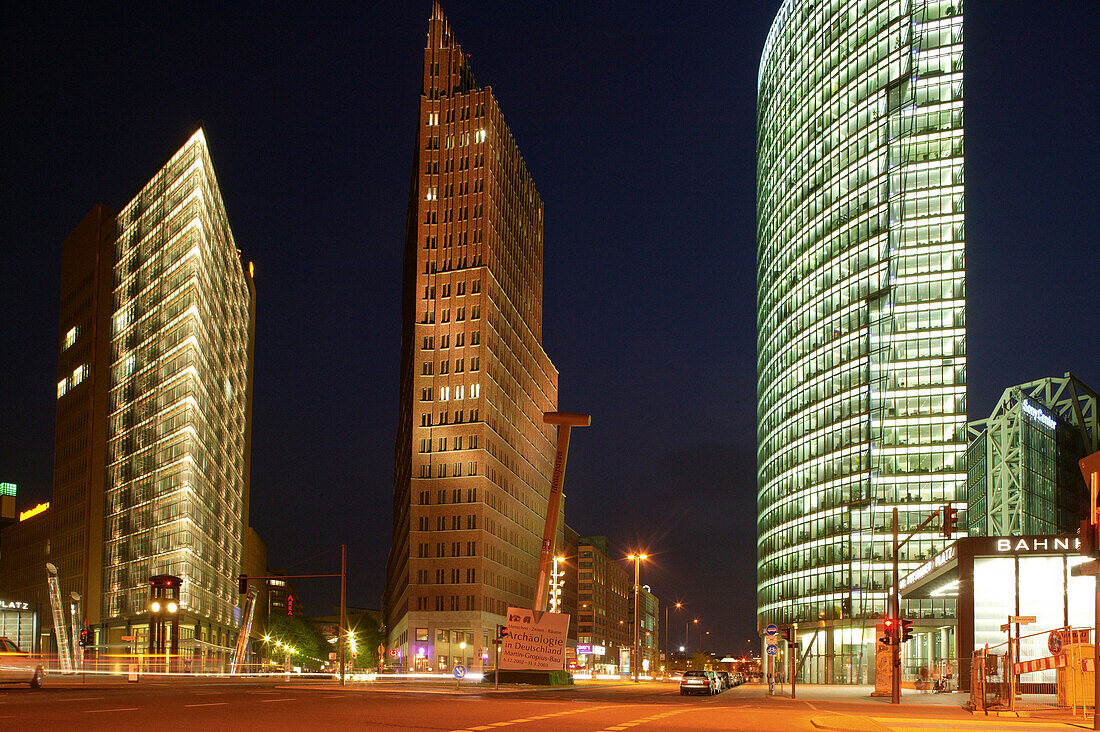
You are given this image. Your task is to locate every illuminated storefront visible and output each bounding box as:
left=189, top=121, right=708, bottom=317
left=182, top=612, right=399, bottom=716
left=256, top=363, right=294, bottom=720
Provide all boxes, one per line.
left=0, top=596, right=37, bottom=651
left=899, top=534, right=1092, bottom=690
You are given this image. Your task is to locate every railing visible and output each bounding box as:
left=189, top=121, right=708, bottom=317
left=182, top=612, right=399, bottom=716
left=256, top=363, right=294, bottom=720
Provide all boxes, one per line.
left=970, top=625, right=1095, bottom=717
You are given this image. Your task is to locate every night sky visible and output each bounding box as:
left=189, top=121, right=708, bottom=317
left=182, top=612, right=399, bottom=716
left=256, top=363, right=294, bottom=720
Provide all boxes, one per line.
left=2, top=2, right=1098, bottom=655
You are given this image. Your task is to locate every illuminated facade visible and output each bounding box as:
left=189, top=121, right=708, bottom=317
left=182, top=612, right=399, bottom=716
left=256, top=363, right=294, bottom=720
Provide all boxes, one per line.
left=0, top=129, right=254, bottom=654
left=383, top=2, right=559, bottom=671
left=756, top=0, right=966, bottom=682
left=967, top=374, right=1098, bottom=536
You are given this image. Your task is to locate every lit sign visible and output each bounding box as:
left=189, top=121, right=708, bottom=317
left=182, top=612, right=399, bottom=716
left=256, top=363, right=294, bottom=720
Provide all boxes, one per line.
left=576, top=644, right=592, bottom=654
left=1021, top=400, right=1057, bottom=430
left=592, top=645, right=606, bottom=655
left=900, top=544, right=956, bottom=591
left=287, top=594, right=294, bottom=616
left=19, top=502, right=49, bottom=521
left=996, top=536, right=1079, bottom=553
left=0, top=599, right=31, bottom=610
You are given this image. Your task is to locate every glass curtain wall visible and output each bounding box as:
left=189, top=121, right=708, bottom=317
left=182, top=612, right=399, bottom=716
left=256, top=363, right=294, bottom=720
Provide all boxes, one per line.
left=102, top=130, right=251, bottom=636
left=757, top=0, right=966, bottom=683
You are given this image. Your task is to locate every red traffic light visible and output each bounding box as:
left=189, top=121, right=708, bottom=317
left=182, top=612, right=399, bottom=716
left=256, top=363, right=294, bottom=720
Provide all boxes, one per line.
left=941, top=505, right=959, bottom=537
left=901, top=617, right=914, bottom=643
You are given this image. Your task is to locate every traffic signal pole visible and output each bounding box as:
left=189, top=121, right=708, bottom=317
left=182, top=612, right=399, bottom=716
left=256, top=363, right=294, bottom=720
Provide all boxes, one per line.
left=889, top=504, right=956, bottom=704
left=892, top=508, right=900, bottom=705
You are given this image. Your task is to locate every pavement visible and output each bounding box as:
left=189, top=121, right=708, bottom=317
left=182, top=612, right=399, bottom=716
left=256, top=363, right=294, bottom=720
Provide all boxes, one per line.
left=2, top=676, right=1093, bottom=730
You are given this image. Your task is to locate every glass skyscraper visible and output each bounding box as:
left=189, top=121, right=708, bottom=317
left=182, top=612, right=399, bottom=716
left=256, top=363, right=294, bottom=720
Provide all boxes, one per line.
left=756, top=0, right=966, bottom=682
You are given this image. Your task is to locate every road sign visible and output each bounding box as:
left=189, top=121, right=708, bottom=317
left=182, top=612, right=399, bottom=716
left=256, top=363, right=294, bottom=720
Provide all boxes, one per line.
left=453, top=665, right=467, bottom=679
left=1010, top=616, right=1037, bottom=624
left=766, top=645, right=779, bottom=656
left=1001, top=624, right=1011, bottom=632
left=329, top=652, right=337, bottom=661
left=765, top=635, right=778, bottom=646
left=390, top=649, right=398, bottom=656
left=765, top=624, right=778, bottom=636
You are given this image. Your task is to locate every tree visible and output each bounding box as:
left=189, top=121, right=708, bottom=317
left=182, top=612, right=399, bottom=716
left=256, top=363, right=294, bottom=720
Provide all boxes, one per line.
left=263, top=614, right=327, bottom=668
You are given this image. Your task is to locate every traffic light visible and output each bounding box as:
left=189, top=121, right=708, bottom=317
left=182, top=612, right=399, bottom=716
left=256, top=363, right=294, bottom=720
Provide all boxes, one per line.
left=78, top=627, right=89, bottom=647
left=1081, top=519, right=1099, bottom=558
left=900, top=617, right=914, bottom=644
left=782, top=627, right=794, bottom=644
left=941, top=505, right=958, bottom=537
left=238, top=574, right=248, bottom=594
left=880, top=617, right=896, bottom=645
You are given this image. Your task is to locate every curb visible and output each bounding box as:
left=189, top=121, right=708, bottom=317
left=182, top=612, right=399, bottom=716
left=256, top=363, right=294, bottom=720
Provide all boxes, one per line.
left=810, top=715, right=887, bottom=731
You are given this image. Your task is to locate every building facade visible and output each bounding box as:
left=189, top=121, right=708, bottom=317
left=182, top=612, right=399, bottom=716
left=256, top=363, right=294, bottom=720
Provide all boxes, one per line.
left=756, top=0, right=966, bottom=683
left=383, top=2, right=560, bottom=672
left=576, top=536, right=631, bottom=672
left=0, top=129, right=254, bottom=655
left=967, top=374, right=1098, bottom=537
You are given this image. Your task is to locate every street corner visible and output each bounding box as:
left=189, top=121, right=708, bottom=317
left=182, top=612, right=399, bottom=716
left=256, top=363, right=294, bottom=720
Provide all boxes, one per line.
left=810, top=715, right=888, bottom=732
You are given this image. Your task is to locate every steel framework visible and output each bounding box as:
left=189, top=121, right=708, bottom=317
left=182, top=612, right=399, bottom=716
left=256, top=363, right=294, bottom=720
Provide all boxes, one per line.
left=968, top=373, right=1098, bottom=535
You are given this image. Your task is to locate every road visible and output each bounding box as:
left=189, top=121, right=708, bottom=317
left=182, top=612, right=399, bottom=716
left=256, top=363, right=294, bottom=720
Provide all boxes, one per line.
left=0, top=678, right=1084, bottom=731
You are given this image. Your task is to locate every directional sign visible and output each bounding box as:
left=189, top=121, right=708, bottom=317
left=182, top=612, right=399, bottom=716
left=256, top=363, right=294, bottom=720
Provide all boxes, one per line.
left=766, top=645, right=779, bottom=656
left=1000, top=624, right=1011, bottom=632
left=765, top=624, right=778, bottom=636
left=1010, top=616, right=1037, bottom=624
left=453, top=665, right=467, bottom=679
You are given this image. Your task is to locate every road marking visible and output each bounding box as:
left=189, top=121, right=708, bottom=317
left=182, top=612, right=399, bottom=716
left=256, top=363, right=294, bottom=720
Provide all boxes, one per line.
left=449, top=705, right=619, bottom=731
left=56, top=696, right=105, bottom=702
left=593, top=708, right=692, bottom=732
left=185, top=702, right=228, bottom=707
left=83, top=707, right=140, bottom=713
left=260, top=698, right=295, bottom=703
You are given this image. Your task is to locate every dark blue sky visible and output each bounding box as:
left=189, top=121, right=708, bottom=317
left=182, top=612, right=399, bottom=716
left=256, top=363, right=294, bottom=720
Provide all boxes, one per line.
left=2, top=2, right=1097, bottom=653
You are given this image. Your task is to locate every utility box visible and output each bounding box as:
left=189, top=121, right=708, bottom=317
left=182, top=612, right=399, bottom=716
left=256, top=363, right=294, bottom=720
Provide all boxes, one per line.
left=1057, top=643, right=1094, bottom=708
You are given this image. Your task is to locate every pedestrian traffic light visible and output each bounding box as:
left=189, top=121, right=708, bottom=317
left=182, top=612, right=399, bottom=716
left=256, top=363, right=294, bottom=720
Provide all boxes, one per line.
left=900, top=617, right=914, bottom=644
left=941, top=505, right=958, bottom=537
left=238, top=574, right=248, bottom=594
left=880, top=617, right=896, bottom=645
left=1081, top=519, right=1099, bottom=558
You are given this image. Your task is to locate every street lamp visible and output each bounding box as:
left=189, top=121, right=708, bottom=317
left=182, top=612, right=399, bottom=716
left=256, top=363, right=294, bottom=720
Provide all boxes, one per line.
left=665, top=601, right=683, bottom=667
left=550, top=555, right=565, bottom=613
left=626, top=553, right=647, bottom=683
left=687, top=618, right=699, bottom=654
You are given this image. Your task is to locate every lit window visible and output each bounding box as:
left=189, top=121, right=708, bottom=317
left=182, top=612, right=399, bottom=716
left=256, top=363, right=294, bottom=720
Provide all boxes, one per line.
left=63, top=327, right=77, bottom=350
left=471, top=383, right=480, bottom=398
left=72, top=364, right=88, bottom=387
left=440, top=386, right=450, bottom=401
left=475, top=129, right=487, bottom=143
left=57, top=379, right=68, bottom=399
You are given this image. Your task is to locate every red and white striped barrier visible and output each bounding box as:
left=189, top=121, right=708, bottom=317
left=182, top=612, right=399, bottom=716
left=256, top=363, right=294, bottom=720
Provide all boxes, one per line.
left=1014, top=655, right=1068, bottom=675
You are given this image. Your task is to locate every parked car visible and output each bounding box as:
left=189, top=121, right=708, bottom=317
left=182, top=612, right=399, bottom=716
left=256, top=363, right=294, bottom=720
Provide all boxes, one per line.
left=733, top=672, right=745, bottom=685
left=715, top=670, right=732, bottom=689
left=0, top=637, right=44, bottom=688
left=679, top=670, right=715, bottom=695
left=705, top=670, right=723, bottom=692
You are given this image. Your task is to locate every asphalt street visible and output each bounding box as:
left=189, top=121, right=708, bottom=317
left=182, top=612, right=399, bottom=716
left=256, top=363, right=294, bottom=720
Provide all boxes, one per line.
left=0, top=678, right=1085, bottom=731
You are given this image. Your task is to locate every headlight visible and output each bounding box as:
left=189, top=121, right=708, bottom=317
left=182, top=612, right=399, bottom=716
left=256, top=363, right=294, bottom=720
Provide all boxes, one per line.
left=151, top=601, right=161, bottom=613
left=167, top=602, right=178, bottom=613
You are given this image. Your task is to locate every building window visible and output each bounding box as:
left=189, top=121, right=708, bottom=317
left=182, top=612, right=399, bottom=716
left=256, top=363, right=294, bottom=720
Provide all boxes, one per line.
left=63, top=326, right=77, bottom=350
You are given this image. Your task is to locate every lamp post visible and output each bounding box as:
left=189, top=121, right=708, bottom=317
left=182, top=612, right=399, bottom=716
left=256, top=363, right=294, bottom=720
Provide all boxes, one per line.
left=665, top=601, right=682, bottom=669
left=626, top=553, right=647, bottom=683
left=687, top=618, right=699, bottom=654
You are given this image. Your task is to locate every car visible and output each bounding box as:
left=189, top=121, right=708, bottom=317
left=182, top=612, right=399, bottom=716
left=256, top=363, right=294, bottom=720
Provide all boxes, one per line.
left=705, top=670, right=723, bottom=692
left=0, top=637, right=44, bottom=688
left=715, top=670, right=732, bottom=689
left=679, top=670, right=715, bottom=695
left=733, top=671, right=744, bottom=685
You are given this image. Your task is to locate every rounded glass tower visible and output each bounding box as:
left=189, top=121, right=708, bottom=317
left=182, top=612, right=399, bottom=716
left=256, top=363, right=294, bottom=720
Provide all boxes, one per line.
left=756, top=0, right=966, bottom=682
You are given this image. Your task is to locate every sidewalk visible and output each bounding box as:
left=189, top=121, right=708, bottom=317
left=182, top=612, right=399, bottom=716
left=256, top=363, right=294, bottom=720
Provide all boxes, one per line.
left=763, top=683, right=967, bottom=706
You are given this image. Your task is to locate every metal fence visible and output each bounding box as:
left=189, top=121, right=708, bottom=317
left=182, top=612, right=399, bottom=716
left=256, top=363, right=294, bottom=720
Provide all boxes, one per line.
left=970, top=625, right=1094, bottom=717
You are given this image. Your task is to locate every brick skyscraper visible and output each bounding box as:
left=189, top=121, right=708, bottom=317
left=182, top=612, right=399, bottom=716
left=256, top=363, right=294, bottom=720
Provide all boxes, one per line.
left=384, top=2, right=560, bottom=672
